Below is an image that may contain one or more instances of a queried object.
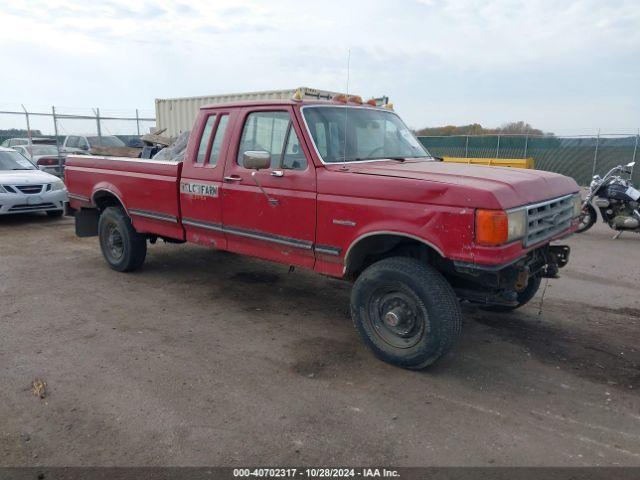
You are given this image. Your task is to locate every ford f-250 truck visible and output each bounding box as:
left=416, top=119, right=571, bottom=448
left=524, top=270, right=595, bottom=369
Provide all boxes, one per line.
left=65, top=95, right=581, bottom=369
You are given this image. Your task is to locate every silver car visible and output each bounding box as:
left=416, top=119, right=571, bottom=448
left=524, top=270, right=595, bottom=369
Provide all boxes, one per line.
left=0, top=147, right=67, bottom=217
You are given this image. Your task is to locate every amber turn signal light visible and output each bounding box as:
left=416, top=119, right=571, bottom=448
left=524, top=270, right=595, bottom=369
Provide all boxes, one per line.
left=476, top=209, right=509, bottom=246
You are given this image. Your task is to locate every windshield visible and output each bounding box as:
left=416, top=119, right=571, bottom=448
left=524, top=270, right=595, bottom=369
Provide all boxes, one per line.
left=30, top=145, right=59, bottom=156
left=87, top=136, right=125, bottom=147
left=302, top=106, right=431, bottom=163
left=0, top=150, right=36, bottom=170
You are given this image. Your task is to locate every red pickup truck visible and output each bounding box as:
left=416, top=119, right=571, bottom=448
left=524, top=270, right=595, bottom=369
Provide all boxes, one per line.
left=66, top=96, right=581, bottom=369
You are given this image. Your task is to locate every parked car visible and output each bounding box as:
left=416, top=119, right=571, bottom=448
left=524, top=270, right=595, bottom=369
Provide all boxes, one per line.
left=65, top=95, right=580, bottom=369
left=1, top=137, right=57, bottom=148
left=0, top=147, right=67, bottom=216
left=11, top=144, right=65, bottom=177
left=61, top=134, right=126, bottom=154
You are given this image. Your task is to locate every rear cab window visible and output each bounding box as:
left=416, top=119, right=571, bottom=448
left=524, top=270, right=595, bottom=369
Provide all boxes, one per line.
left=195, top=113, right=230, bottom=167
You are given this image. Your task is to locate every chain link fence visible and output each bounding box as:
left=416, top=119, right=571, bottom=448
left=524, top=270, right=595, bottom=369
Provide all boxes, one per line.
left=0, top=103, right=156, bottom=151
left=418, top=133, right=640, bottom=186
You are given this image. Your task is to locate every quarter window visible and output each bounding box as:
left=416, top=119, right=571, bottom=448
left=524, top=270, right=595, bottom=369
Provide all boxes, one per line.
left=196, top=115, right=216, bottom=164
left=208, top=115, right=228, bottom=166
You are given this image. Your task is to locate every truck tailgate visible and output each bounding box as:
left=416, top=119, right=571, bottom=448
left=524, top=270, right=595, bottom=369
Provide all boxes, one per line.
left=65, top=156, right=184, bottom=240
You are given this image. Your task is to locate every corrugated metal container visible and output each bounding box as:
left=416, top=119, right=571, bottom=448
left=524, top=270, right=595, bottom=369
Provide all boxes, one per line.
left=155, top=87, right=343, bottom=137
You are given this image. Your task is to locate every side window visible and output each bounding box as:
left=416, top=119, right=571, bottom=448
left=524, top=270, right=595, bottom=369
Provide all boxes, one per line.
left=66, top=136, right=78, bottom=148
left=237, top=111, right=290, bottom=168
left=208, top=115, right=228, bottom=166
left=79, top=137, right=90, bottom=150
left=196, top=115, right=216, bottom=164
left=282, top=128, right=307, bottom=170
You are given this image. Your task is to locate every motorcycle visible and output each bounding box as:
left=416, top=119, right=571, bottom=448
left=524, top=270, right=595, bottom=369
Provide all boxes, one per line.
left=577, top=161, right=640, bottom=235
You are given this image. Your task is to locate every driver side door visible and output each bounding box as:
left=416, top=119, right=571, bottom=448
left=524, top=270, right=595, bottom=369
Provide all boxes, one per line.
left=221, top=106, right=317, bottom=269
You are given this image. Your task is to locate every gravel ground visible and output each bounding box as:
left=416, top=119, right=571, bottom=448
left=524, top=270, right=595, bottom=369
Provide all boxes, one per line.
left=1, top=213, right=639, bottom=466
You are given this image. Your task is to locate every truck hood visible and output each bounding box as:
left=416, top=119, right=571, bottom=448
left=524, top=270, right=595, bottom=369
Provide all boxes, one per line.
left=338, top=160, right=579, bottom=209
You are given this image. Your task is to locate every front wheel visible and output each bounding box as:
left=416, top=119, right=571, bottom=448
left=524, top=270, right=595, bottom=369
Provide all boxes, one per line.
left=98, top=206, right=147, bottom=272
left=350, top=257, right=462, bottom=369
left=576, top=203, right=597, bottom=233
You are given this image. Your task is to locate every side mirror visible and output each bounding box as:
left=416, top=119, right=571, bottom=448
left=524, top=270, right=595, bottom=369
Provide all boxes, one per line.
left=243, top=151, right=271, bottom=170
left=80, top=144, right=89, bottom=151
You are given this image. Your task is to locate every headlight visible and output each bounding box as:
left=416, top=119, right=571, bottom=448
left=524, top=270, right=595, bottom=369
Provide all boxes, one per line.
left=571, top=193, right=582, bottom=218
left=476, top=208, right=526, bottom=246
left=507, top=209, right=527, bottom=242
left=50, top=180, right=66, bottom=191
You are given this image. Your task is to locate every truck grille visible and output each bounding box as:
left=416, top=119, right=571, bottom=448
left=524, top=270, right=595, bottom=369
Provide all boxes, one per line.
left=15, top=184, right=44, bottom=194
left=524, top=194, right=574, bottom=247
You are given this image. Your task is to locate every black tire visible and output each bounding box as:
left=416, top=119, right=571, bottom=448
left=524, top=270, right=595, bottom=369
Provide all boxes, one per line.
left=350, top=257, right=462, bottom=370
left=576, top=203, right=597, bottom=233
left=481, top=275, right=542, bottom=312
left=46, top=210, right=64, bottom=218
left=98, top=206, right=147, bottom=272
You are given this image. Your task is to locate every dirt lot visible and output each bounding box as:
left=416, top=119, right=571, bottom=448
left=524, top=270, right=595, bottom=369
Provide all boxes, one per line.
left=1, top=213, right=639, bottom=466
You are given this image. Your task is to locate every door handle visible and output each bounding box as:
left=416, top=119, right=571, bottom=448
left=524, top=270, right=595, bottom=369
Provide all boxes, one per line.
left=223, top=175, right=242, bottom=183
left=271, top=170, right=284, bottom=177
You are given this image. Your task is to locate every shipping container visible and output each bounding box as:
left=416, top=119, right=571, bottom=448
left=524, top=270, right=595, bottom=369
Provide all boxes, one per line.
left=156, top=87, right=346, bottom=137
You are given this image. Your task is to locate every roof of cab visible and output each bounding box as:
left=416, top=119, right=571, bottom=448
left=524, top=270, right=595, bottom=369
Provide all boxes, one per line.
left=199, top=98, right=381, bottom=110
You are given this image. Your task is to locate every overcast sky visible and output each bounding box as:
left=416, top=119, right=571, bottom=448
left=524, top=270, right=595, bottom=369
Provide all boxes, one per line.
left=1, top=0, right=638, bottom=135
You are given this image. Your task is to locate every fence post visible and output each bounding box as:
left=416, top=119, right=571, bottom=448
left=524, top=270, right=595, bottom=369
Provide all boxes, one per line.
left=21, top=104, right=32, bottom=145
left=631, top=129, right=639, bottom=178
left=94, top=108, right=102, bottom=140
left=52, top=106, right=62, bottom=175
left=591, top=129, right=600, bottom=177
left=496, top=134, right=500, bottom=158
left=523, top=134, right=528, bottom=159
left=464, top=136, right=469, bottom=158
left=135, top=109, right=141, bottom=136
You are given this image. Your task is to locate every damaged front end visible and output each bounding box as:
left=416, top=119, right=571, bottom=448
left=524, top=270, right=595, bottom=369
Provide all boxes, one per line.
left=443, top=245, right=570, bottom=307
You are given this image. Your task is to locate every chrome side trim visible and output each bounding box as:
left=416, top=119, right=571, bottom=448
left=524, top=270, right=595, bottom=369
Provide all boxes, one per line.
left=314, top=245, right=342, bottom=256
left=182, top=219, right=314, bottom=251
left=182, top=218, right=223, bottom=232
left=224, top=226, right=313, bottom=250
left=129, top=209, right=178, bottom=223
left=68, top=193, right=90, bottom=203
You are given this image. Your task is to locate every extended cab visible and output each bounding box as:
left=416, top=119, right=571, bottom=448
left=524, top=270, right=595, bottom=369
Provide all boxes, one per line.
left=65, top=96, right=581, bottom=369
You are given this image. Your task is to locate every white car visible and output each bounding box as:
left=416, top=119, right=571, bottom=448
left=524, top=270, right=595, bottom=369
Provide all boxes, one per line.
left=0, top=147, right=67, bottom=217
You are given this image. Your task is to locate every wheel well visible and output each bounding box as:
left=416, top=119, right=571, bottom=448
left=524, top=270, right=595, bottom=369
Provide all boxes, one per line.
left=93, top=190, right=125, bottom=212
left=344, top=234, right=440, bottom=280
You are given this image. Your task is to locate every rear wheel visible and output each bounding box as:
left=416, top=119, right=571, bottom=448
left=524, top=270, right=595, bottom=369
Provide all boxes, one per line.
left=98, top=206, right=147, bottom=272
left=350, top=257, right=462, bottom=369
left=577, top=203, right=597, bottom=233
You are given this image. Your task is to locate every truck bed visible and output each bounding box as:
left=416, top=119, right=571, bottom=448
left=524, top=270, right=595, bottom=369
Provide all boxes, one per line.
left=65, top=155, right=184, bottom=240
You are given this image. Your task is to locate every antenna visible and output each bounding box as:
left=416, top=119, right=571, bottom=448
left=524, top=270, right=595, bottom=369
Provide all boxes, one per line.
left=341, top=49, right=351, bottom=170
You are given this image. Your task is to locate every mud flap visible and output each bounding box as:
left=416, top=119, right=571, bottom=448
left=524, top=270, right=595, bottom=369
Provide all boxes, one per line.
left=74, top=208, right=100, bottom=237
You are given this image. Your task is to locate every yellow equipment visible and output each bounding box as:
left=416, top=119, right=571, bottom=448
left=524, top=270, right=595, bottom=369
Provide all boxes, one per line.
left=442, top=157, right=535, bottom=169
